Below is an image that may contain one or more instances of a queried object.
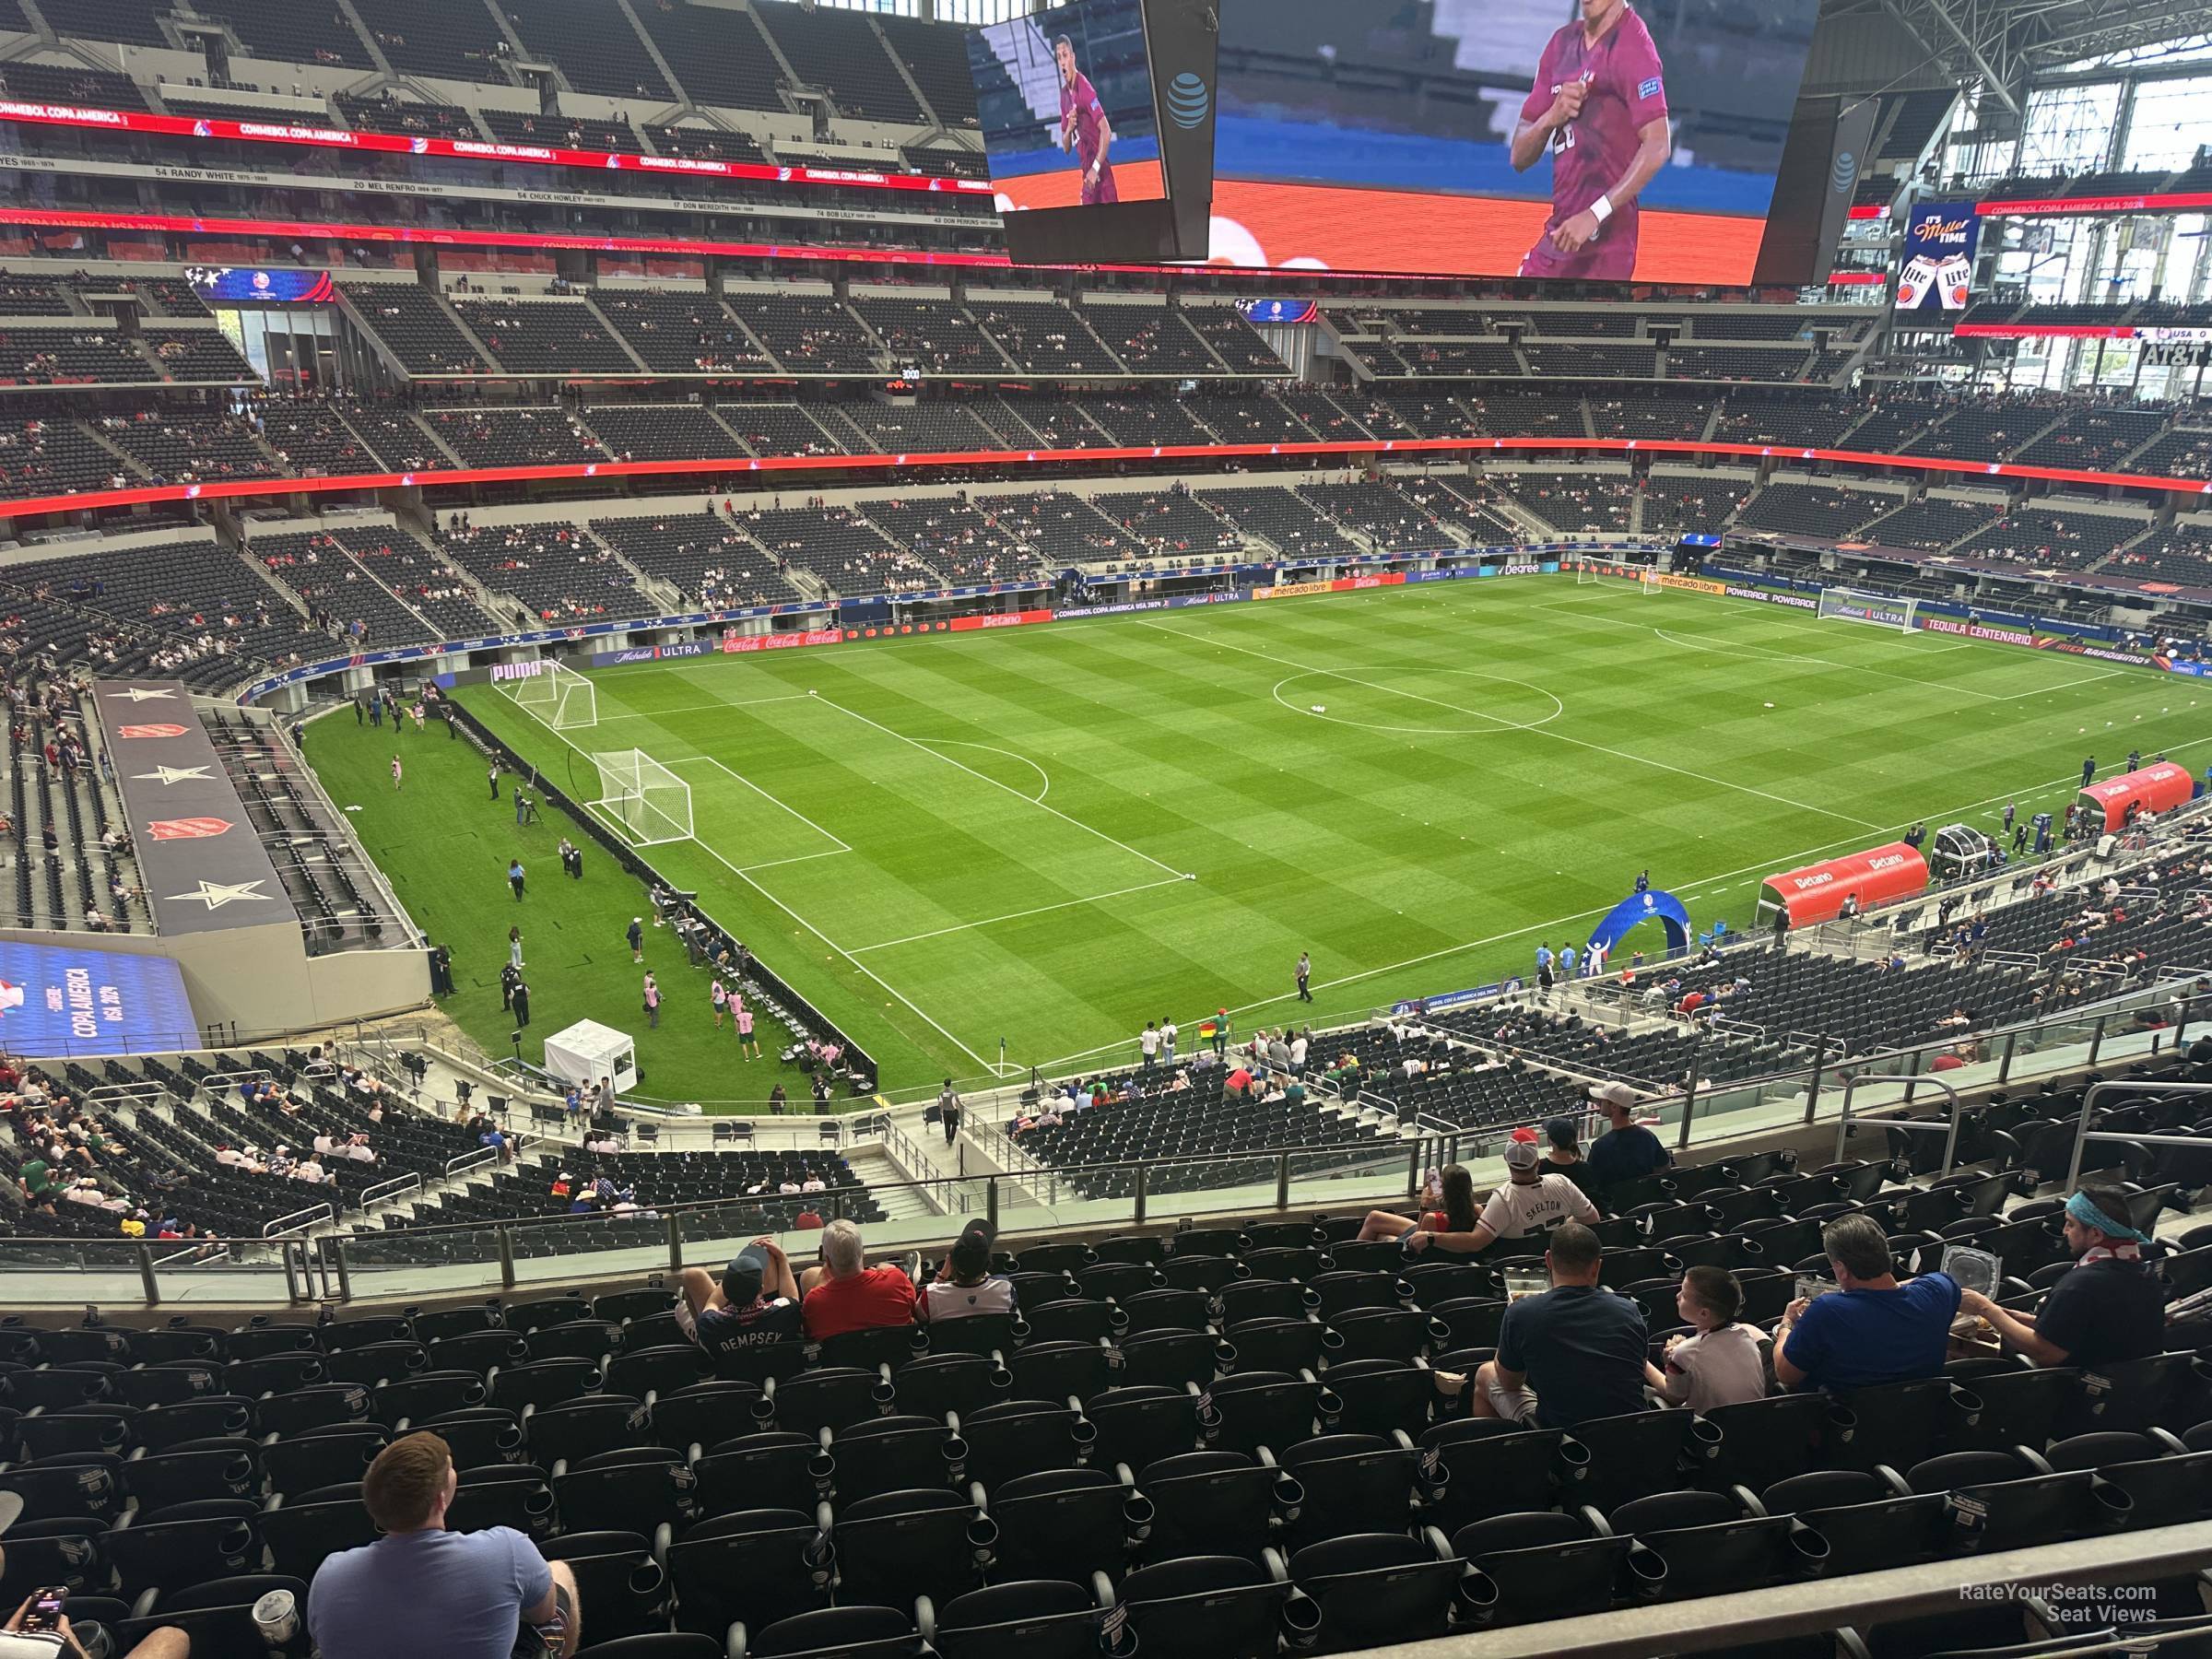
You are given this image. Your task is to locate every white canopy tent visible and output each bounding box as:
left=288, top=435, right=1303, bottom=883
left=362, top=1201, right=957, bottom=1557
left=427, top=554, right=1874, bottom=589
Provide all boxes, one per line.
left=543, top=1018, right=638, bottom=1095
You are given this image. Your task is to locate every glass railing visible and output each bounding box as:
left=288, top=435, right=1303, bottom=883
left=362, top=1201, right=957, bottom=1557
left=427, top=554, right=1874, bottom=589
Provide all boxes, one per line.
left=4, top=971, right=2199, bottom=1307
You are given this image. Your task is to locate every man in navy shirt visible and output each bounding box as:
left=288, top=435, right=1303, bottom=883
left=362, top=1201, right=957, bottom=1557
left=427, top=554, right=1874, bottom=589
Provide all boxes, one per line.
left=1464, top=1220, right=1648, bottom=1428
left=1584, top=1081, right=1669, bottom=1190
left=1774, top=1214, right=1959, bottom=1391
left=1956, top=1183, right=2164, bottom=1371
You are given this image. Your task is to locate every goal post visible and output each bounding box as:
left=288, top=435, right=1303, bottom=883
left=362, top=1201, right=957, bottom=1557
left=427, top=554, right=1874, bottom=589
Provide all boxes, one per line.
left=493, top=657, right=598, bottom=730
left=1816, top=588, right=1918, bottom=632
left=592, top=748, right=693, bottom=847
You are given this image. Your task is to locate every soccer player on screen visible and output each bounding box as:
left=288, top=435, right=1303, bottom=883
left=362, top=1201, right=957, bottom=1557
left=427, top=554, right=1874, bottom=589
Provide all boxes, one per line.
left=1510, top=0, right=1673, bottom=280
left=1053, top=34, right=1117, bottom=206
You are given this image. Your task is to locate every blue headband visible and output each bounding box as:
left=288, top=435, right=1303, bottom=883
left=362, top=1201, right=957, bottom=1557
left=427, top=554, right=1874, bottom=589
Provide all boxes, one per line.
left=2065, top=1189, right=2151, bottom=1244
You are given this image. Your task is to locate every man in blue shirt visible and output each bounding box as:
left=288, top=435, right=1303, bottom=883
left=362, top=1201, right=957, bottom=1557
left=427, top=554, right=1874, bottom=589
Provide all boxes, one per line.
left=1584, top=1081, right=1669, bottom=1190
left=311, top=1431, right=580, bottom=1659
left=1462, top=1220, right=1647, bottom=1428
left=1559, top=943, right=1578, bottom=980
left=1774, top=1214, right=1960, bottom=1391
left=1535, top=943, right=1554, bottom=977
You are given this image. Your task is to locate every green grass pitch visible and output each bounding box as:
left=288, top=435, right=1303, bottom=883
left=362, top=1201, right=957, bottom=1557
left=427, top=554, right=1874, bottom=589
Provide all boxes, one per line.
left=304, top=574, right=2208, bottom=1106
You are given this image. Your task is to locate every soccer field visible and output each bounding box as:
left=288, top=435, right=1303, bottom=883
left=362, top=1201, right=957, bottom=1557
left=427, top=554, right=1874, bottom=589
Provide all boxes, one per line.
left=312, top=574, right=2206, bottom=1103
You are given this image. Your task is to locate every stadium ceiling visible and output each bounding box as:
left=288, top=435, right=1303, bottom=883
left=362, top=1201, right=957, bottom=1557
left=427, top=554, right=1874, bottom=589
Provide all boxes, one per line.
left=1846, top=0, right=2212, bottom=109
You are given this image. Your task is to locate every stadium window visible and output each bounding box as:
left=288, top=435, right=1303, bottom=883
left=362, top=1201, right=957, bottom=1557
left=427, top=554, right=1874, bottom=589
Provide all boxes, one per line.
left=2123, top=76, right=2212, bottom=171
left=2016, top=81, right=2124, bottom=176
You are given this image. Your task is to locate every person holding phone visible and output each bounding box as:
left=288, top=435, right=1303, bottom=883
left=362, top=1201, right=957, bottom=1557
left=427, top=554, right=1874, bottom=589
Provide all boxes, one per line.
left=0, top=1592, right=188, bottom=1658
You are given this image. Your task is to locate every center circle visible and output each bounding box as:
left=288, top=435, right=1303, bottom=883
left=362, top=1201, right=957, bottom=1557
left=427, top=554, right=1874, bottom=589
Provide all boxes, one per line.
left=1271, top=666, right=1564, bottom=735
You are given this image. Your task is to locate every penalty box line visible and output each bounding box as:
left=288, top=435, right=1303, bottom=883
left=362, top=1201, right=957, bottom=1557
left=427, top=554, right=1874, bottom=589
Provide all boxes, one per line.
left=520, top=720, right=995, bottom=1076
left=849, top=876, right=1189, bottom=954
left=661, top=754, right=853, bottom=865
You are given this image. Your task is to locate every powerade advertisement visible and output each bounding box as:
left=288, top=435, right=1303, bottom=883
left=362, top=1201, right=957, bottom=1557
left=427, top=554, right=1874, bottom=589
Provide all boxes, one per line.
left=0, top=940, right=196, bottom=1055
left=1897, top=202, right=1979, bottom=312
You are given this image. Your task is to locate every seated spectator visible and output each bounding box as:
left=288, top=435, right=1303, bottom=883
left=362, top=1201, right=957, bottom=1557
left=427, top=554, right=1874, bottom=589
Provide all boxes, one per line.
left=1, top=1597, right=187, bottom=1657
left=1459, top=1221, right=1647, bottom=1427
left=675, top=1238, right=801, bottom=1371
left=1646, top=1265, right=1767, bottom=1410
left=1585, top=1081, right=1670, bottom=1188
left=1956, top=1182, right=2164, bottom=1369
left=1355, top=1163, right=1477, bottom=1243
left=794, top=1207, right=825, bottom=1230
left=309, top=1430, right=581, bottom=1659
left=1773, top=1214, right=1961, bottom=1391
left=924, top=1218, right=1015, bottom=1323
left=1542, top=1116, right=1603, bottom=1202
left=799, top=1219, right=918, bottom=1340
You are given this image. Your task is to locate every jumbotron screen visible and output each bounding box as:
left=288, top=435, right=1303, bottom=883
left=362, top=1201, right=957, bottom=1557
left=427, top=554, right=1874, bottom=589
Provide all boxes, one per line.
left=972, top=0, right=1167, bottom=209
left=1207, top=0, right=1820, bottom=282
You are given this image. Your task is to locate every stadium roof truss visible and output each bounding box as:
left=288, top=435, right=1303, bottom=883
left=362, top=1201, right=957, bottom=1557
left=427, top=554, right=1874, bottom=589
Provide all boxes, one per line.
left=1847, top=0, right=2212, bottom=107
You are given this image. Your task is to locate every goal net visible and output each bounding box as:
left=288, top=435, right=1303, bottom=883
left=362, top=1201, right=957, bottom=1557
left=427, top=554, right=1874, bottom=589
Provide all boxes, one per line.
left=1817, top=588, right=1917, bottom=632
left=495, top=658, right=597, bottom=730
left=592, top=748, right=693, bottom=847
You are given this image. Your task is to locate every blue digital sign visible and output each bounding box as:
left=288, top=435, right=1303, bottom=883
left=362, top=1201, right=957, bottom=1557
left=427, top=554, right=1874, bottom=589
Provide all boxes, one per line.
left=1239, top=298, right=1317, bottom=325
left=185, top=266, right=336, bottom=304
left=0, top=940, right=196, bottom=1056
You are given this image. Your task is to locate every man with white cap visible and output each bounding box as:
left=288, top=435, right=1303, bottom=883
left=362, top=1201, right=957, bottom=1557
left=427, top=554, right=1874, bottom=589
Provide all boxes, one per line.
left=1405, top=1128, right=1599, bottom=1254
left=1584, top=1080, right=1669, bottom=1190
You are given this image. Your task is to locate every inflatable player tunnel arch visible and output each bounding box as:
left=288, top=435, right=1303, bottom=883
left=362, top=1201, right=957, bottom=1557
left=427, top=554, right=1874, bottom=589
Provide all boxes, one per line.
left=1588, top=888, right=1694, bottom=961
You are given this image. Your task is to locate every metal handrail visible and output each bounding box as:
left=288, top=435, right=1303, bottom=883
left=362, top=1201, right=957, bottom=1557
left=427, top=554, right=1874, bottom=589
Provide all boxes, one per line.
left=261, top=1202, right=334, bottom=1239
left=2062, top=1075, right=2212, bottom=1194
left=444, top=1145, right=500, bottom=1181
left=360, top=1171, right=422, bottom=1211
left=1831, top=1072, right=1967, bottom=1177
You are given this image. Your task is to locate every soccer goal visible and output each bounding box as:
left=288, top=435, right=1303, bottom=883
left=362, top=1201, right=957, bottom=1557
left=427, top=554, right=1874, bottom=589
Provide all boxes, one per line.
left=1816, top=588, right=1918, bottom=632
left=495, top=658, right=598, bottom=730
left=593, top=748, right=694, bottom=847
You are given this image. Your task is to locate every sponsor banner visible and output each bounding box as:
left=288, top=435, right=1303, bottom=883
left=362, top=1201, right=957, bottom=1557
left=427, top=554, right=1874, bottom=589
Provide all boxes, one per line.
left=489, top=659, right=547, bottom=682
left=1253, top=573, right=1408, bottom=601
left=948, top=608, right=1056, bottom=632
left=1918, top=618, right=2041, bottom=648
left=1978, top=192, right=2212, bottom=218
left=721, top=629, right=845, bottom=655
left=1656, top=573, right=1728, bottom=596
left=1722, top=583, right=1818, bottom=610
left=1898, top=202, right=1979, bottom=312
left=0, top=99, right=993, bottom=197
left=589, top=640, right=718, bottom=667
left=1056, top=598, right=1175, bottom=619
left=0, top=938, right=197, bottom=1057
left=2052, top=641, right=2160, bottom=667
left=98, top=678, right=289, bottom=938
left=1393, top=982, right=1503, bottom=1017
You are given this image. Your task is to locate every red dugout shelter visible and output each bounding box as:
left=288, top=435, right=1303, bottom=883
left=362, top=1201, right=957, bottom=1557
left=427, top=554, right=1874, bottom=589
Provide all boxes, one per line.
left=1757, top=841, right=1930, bottom=929
left=2077, top=761, right=2197, bottom=833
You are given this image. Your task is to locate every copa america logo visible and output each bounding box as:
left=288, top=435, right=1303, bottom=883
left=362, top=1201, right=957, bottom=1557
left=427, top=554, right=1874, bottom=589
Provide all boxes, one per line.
left=1165, top=72, right=1209, bottom=128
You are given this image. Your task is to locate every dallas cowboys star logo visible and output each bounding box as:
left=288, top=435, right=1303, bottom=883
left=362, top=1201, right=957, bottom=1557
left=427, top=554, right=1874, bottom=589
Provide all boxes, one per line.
left=163, top=879, right=273, bottom=911
left=103, top=688, right=178, bottom=702
left=133, top=766, right=214, bottom=786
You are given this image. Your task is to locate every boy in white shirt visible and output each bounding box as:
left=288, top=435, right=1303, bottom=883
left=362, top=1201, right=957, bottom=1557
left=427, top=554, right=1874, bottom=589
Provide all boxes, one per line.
left=1645, top=1265, right=1768, bottom=1411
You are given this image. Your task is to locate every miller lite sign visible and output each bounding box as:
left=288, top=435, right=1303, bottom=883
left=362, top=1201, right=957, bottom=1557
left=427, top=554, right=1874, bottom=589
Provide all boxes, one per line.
left=1897, top=202, right=1979, bottom=312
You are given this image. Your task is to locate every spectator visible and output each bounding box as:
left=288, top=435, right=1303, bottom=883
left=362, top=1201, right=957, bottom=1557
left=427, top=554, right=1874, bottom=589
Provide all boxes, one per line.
left=1645, top=1265, right=1767, bottom=1410
left=1413, top=1133, right=1598, bottom=1253
left=799, top=1219, right=918, bottom=1340
left=1773, top=1214, right=1961, bottom=1391
left=1584, top=1081, right=1670, bottom=1188
left=1, top=1597, right=188, bottom=1658
left=1354, top=1163, right=1478, bottom=1243
left=924, top=1218, right=1015, bottom=1323
left=308, top=1431, right=581, bottom=1659
left=1956, top=1182, right=2164, bottom=1370
left=1459, top=1221, right=1646, bottom=1427
left=1542, top=1115, right=1604, bottom=1203
left=675, top=1239, right=801, bottom=1371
